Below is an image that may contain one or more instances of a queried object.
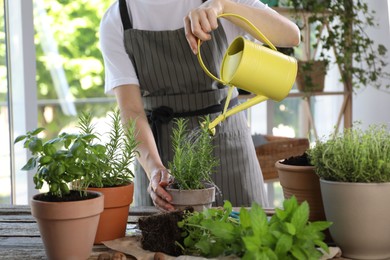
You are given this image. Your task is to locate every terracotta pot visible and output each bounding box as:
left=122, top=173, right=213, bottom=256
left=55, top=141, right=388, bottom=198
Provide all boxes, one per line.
left=320, top=180, right=390, bottom=259
left=296, top=60, right=326, bottom=92
left=275, top=161, right=325, bottom=222
left=88, top=182, right=134, bottom=244
left=166, top=184, right=215, bottom=212
left=31, top=191, right=104, bottom=260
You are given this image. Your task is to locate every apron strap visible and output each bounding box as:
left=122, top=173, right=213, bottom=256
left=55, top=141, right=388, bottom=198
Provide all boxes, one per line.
left=119, top=0, right=132, bottom=29
left=147, top=97, right=238, bottom=156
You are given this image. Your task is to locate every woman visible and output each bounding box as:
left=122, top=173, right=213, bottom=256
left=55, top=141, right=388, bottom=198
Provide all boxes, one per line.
left=100, top=0, right=300, bottom=211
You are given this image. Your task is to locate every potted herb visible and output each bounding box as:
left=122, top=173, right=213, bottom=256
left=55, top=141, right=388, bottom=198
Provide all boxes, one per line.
left=166, top=117, right=219, bottom=212
left=77, top=110, right=139, bottom=244
left=14, top=127, right=105, bottom=260
left=308, top=124, right=390, bottom=259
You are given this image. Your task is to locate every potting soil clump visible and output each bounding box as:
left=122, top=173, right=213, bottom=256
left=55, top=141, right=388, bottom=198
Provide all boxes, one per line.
left=281, top=152, right=312, bottom=166
left=138, top=207, right=193, bottom=256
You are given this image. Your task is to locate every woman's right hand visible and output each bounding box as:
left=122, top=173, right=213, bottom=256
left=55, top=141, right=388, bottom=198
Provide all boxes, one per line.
left=184, top=0, right=225, bottom=54
left=148, top=168, right=175, bottom=211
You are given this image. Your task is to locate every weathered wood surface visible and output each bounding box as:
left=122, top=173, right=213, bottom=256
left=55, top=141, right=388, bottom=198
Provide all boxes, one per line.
left=0, top=204, right=158, bottom=260
left=0, top=205, right=276, bottom=259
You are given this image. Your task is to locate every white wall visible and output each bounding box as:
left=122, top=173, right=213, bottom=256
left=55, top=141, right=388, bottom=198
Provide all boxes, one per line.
left=353, top=0, right=390, bottom=129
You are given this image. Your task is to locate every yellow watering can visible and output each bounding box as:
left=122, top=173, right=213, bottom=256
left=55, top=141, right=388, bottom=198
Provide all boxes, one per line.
left=197, top=13, right=297, bottom=134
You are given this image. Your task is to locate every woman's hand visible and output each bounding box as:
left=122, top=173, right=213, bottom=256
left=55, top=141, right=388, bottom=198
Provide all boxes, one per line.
left=148, top=168, right=175, bottom=211
left=184, top=0, right=225, bottom=54
left=184, top=0, right=300, bottom=54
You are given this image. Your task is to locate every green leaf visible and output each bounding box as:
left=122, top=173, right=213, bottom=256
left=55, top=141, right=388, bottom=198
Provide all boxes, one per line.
left=275, top=207, right=288, bottom=220
left=93, top=144, right=106, bottom=154
left=223, top=200, right=233, bottom=213
left=242, top=236, right=261, bottom=252
left=284, top=222, right=296, bottom=235
left=31, top=127, right=45, bottom=135
left=14, top=135, right=26, bottom=144
left=314, top=239, right=329, bottom=253
left=39, top=155, right=52, bottom=165
left=291, top=201, right=309, bottom=232
left=240, top=208, right=251, bottom=229
left=208, top=242, right=225, bottom=258
left=21, top=157, right=37, bottom=171
left=290, top=245, right=307, bottom=260
left=194, top=238, right=211, bottom=255
left=274, top=234, right=292, bottom=256
left=283, top=196, right=298, bottom=217
left=250, top=203, right=268, bottom=237
left=309, top=221, right=333, bottom=232
left=28, top=138, right=43, bottom=153
left=183, top=235, right=196, bottom=248
left=60, top=182, right=70, bottom=194
left=43, top=143, right=57, bottom=155
left=202, top=220, right=235, bottom=241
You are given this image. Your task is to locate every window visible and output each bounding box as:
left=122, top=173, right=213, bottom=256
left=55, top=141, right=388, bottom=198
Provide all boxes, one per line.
left=2, top=0, right=116, bottom=205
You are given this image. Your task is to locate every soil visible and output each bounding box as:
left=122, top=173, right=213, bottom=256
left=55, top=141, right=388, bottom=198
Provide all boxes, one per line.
left=138, top=207, right=193, bottom=256
left=280, top=152, right=313, bottom=166
left=34, top=190, right=100, bottom=202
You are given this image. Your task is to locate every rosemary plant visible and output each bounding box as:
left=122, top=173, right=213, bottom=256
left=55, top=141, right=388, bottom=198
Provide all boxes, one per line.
left=168, top=117, right=219, bottom=190
left=78, top=110, right=139, bottom=188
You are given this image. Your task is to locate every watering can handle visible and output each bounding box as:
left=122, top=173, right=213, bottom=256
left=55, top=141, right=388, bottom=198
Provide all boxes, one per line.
left=197, top=13, right=277, bottom=84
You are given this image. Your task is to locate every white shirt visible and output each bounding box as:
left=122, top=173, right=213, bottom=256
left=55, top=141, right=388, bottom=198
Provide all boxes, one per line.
left=100, top=0, right=268, bottom=95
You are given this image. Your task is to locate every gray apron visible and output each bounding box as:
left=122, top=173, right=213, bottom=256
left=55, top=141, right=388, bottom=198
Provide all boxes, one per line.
left=119, top=0, right=268, bottom=207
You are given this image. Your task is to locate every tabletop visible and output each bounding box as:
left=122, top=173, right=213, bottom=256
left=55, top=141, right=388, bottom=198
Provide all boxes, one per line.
left=0, top=205, right=344, bottom=260
left=0, top=204, right=159, bottom=260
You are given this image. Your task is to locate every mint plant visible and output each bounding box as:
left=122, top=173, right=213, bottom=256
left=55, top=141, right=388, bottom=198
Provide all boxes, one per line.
left=168, top=117, right=219, bottom=190
left=178, top=196, right=331, bottom=259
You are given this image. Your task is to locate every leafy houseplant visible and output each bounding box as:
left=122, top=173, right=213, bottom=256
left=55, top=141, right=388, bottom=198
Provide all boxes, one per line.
left=289, top=0, right=389, bottom=92
left=179, top=197, right=331, bottom=259
left=77, top=110, right=139, bottom=244
left=307, top=124, right=390, bottom=259
left=15, top=127, right=107, bottom=198
left=15, top=126, right=105, bottom=260
left=166, top=117, right=219, bottom=211
left=138, top=196, right=332, bottom=258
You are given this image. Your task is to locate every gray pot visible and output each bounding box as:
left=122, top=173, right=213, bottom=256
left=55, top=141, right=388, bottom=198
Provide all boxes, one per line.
left=320, top=179, right=390, bottom=259
left=166, top=185, right=215, bottom=212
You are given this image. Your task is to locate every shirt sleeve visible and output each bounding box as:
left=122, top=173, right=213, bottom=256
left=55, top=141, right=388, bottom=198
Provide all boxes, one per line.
left=99, top=2, right=140, bottom=95
left=222, top=0, right=272, bottom=44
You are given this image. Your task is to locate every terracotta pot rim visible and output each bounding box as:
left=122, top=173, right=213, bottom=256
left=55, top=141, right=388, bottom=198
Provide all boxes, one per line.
left=88, top=183, right=134, bottom=207
left=88, top=182, right=133, bottom=189
left=31, top=191, right=104, bottom=220
left=31, top=190, right=103, bottom=204
left=275, top=160, right=315, bottom=170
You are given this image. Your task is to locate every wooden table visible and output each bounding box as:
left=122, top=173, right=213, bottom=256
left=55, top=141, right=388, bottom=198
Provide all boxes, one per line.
left=0, top=205, right=159, bottom=260
left=2, top=205, right=343, bottom=260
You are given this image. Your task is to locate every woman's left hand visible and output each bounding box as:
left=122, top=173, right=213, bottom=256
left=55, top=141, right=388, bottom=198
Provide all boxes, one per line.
left=184, top=0, right=225, bottom=54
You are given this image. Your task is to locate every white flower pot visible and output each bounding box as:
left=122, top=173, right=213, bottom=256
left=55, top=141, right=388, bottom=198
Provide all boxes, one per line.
left=320, top=179, right=390, bottom=259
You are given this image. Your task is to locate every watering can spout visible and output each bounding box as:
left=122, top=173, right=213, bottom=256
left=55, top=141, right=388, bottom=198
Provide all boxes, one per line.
left=207, top=95, right=269, bottom=135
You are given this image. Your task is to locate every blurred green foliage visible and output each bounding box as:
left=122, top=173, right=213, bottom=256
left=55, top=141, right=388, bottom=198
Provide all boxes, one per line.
left=0, top=0, right=116, bottom=137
